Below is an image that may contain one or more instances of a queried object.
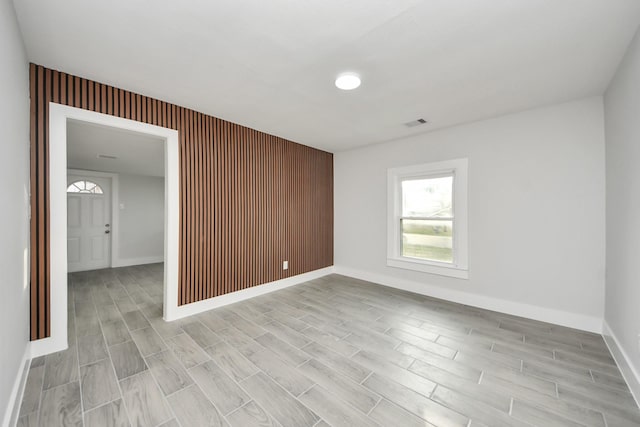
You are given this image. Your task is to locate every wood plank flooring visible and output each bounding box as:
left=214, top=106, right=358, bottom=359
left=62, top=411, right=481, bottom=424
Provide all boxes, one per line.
left=17, top=264, right=640, bottom=426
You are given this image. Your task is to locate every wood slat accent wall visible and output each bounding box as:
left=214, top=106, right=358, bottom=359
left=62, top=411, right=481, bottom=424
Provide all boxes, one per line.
left=29, top=63, right=334, bottom=340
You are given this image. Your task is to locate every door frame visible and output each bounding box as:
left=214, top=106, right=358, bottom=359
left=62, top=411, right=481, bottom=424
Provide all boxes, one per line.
left=66, top=169, right=118, bottom=271
left=32, top=103, right=180, bottom=357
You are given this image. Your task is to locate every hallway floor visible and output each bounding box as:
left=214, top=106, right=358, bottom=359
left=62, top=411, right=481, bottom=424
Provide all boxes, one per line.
left=16, top=264, right=640, bottom=426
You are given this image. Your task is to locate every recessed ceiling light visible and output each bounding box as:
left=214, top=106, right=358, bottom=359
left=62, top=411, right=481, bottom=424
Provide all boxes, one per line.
left=335, top=72, right=361, bottom=90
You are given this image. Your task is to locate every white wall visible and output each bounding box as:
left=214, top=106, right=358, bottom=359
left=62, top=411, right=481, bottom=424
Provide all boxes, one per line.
left=603, top=27, right=640, bottom=401
left=116, top=173, right=164, bottom=265
left=335, top=97, right=606, bottom=331
left=0, top=0, right=31, bottom=425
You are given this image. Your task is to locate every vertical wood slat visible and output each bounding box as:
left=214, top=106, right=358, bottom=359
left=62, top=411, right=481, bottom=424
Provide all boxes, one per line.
left=36, top=65, right=45, bottom=338
left=29, top=63, right=333, bottom=340
left=203, top=114, right=210, bottom=300
left=194, top=112, right=200, bottom=302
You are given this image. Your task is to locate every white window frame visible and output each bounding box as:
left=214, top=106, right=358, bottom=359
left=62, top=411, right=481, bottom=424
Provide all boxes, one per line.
left=387, top=158, right=468, bottom=279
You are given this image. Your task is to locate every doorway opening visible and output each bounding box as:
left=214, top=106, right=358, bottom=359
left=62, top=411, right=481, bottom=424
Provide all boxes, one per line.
left=34, top=104, right=179, bottom=357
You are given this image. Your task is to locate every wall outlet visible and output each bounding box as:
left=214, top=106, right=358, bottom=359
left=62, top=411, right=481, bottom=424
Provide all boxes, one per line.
left=282, top=260, right=288, bottom=270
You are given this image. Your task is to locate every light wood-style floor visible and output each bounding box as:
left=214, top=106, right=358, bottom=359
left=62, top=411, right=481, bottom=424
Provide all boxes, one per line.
left=16, top=264, right=640, bottom=427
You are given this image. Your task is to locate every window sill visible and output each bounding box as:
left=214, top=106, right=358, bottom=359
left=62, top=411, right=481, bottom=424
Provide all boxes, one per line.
left=387, top=258, right=469, bottom=279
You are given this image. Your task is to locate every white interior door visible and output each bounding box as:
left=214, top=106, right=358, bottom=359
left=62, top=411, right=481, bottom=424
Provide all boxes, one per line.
left=67, top=174, right=112, bottom=272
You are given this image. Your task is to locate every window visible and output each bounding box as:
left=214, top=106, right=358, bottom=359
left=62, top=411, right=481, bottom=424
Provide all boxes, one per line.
left=67, top=180, right=104, bottom=194
left=387, top=158, right=468, bottom=278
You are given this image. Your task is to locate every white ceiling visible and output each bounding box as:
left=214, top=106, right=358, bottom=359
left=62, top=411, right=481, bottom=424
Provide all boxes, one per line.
left=67, top=120, right=165, bottom=177
left=14, top=0, right=640, bottom=152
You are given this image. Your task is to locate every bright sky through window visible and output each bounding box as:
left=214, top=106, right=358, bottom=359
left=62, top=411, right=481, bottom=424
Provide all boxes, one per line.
left=402, top=176, right=452, bottom=218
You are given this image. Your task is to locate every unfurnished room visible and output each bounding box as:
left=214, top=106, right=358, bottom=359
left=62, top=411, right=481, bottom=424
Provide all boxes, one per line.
left=2, top=1, right=640, bottom=426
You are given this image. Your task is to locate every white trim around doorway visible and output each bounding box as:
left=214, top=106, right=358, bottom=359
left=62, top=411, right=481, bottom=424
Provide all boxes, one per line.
left=32, top=103, right=180, bottom=358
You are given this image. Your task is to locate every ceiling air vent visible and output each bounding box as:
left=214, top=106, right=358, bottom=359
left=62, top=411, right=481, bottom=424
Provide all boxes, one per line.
left=97, top=154, right=118, bottom=160
left=404, top=118, right=428, bottom=128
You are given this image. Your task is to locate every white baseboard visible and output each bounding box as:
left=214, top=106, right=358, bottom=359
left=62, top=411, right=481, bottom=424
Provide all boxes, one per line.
left=30, top=335, right=68, bottom=359
left=112, top=256, right=164, bottom=268
left=334, top=266, right=602, bottom=334
left=2, top=343, right=31, bottom=427
left=165, top=266, right=335, bottom=321
left=603, top=321, right=640, bottom=408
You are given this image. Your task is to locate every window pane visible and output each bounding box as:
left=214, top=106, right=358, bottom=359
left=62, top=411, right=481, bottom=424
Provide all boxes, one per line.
left=402, top=176, right=453, bottom=218
left=67, top=180, right=104, bottom=194
left=401, top=219, right=453, bottom=263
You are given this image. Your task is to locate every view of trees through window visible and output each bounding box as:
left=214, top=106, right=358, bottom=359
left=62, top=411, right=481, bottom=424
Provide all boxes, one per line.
left=401, top=175, right=453, bottom=263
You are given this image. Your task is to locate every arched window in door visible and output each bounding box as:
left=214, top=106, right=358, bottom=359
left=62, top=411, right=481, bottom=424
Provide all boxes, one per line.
left=66, top=180, right=104, bottom=194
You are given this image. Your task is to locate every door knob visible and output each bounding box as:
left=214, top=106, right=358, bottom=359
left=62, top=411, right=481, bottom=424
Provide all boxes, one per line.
left=105, top=224, right=110, bottom=227
left=105, top=230, right=110, bottom=234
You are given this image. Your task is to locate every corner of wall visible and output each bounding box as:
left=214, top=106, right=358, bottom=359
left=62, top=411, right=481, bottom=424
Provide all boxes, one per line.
left=2, top=344, right=31, bottom=427
left=603, top=321, right=640, bottom=408
left=602, top=24, right=640, bottom=409
left=0, top=0, right=33, bottom=424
